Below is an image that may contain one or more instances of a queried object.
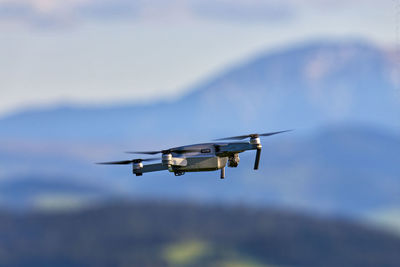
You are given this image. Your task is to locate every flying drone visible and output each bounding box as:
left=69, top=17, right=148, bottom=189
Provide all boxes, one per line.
left=98, top=130, right=291, bottom=179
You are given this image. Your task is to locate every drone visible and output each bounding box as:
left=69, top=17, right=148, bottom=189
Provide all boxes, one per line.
left=98, top=130, right=291, bottom=179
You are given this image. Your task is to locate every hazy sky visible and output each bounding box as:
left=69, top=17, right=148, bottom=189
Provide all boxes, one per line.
left=0, top=0, right=398, bottom=116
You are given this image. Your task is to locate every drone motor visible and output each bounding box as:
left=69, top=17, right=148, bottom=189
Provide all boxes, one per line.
left=250, top=137, right=261, bottom=145
left=132, top=162, right=143, bottom=170
left=162, top=153, right=173, bottom=166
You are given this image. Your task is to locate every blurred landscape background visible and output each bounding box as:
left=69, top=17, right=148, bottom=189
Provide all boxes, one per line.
left=0, top=0, right=400, bottom=266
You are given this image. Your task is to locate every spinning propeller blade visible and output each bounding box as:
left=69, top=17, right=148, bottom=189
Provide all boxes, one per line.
left=128, top=151, right=161, bottom=155
left=126, top=148, right=202, bottom=155
left=96, top=157, right=158, bottom=165
left=214, top=130, right=292, bottom=141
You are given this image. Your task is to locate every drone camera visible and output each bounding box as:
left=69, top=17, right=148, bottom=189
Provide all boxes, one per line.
left=228, top=153, right=240, bottom=167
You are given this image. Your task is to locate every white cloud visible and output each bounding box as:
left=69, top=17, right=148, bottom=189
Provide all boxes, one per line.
left=0, top=0, right=298, bottom=28
left=0, top=0, right=394, bottom=29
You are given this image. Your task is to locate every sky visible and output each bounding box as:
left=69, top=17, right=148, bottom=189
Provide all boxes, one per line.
left=0, top=0, right=398, bottom=116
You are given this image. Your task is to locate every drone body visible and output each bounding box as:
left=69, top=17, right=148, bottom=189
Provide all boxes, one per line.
left=98, top=131, right=290, bottom=179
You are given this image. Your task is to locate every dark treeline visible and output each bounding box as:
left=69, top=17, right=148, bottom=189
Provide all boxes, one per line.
left=0, top=201, right=399, bottom=266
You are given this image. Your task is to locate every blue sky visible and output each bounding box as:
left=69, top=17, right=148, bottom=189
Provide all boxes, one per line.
left=0, top=0, right=397, bottom=116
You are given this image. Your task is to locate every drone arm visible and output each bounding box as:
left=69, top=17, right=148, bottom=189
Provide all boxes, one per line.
left=215, top=142, right=256, bottom=157
left=134, top=163, right=168, bottom=175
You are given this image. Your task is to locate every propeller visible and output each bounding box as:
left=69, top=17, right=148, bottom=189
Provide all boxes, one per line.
left=126, top=148, right=202, bottom=155
left=96, top=157, right=158, bottom=165
left=214, top=130, right=292, bottom=141
left=215, top=130, right=292, bottom=170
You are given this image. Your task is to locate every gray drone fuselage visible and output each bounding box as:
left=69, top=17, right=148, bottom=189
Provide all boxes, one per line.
left=135, top=141, right=260, bottom=175
left=98, top=130, right=291, bottom=179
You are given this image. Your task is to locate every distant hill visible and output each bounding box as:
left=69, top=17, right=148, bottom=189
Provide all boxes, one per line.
left=0, top=176, right=118, bottom=210
left=0, top=40, right=399, bottom=221
left=0, top=40, right=398, bottom=142
left=0, top=202, right=399, bottom=267
left=0, top=125, right=399, bottom=218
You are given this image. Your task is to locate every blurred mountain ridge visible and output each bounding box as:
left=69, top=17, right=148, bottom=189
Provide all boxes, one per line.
left=0, top=124, right=399, bottom=218
left=0, top=40, right=398, bottom=142
left=0, top=40, right=399, bottom=224
left=0, top=201, right=400, bottom=267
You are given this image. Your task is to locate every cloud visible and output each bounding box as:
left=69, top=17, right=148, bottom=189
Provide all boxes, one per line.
left=0, top=0, right=394, bottom=31
left=0, top=0, right=297, bottom=29
left=0, top=0, right=138, bottom=27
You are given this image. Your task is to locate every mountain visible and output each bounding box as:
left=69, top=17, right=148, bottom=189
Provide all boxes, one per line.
left=0, top=202, right=399, bottom=267
left=0, top=124, right=399, bottom=218
left=0, top=176, right=119, bottom=211
left=0, top=40, right=398, bottom=143
left=0, top=40, right=399, bottom=221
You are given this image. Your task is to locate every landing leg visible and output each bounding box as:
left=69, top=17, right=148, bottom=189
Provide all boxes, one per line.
left=220, top=167, right=225, bottom=179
